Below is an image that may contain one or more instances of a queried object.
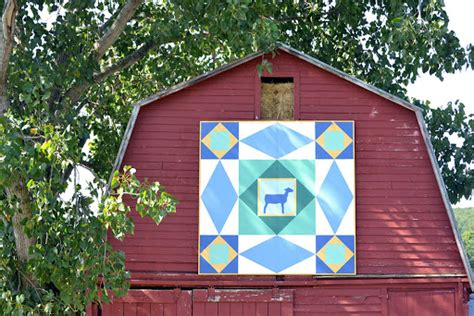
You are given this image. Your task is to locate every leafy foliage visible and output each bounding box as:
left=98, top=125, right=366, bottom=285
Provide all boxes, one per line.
left=0, top=0, right=472, bottom=314
left=416, top=101, right=473, bottom=203
left=0, top=114, right=176, bottom=313
left=454, top=207, right=474, bottom=269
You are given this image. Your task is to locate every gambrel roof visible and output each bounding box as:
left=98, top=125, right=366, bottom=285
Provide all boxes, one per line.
left=111, top=43, right=473, bottom=288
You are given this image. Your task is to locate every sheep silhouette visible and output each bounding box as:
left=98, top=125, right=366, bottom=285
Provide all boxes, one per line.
left=264, top=187, right=294, bottom=214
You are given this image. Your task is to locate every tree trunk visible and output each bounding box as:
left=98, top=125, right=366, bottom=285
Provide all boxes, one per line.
left=1, top=1, right=31, bottom=287
left=6, top=181, right=36, bottom=287
left=0, top=0, right=17, bottom=114
left=9, top=183, right=34, bottom=262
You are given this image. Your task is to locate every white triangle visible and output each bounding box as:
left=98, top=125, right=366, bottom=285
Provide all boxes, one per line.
left=335, top=160, right=355, bottom=195
left=280, top=121, right=315, bottom=140
left=280, top=141, right=315, bottom=160
left=238, top=235, right=274, bottom=253
left=315, top=199, right=335, bottom=235
left=199, top=159, right=219, bottom=195
left=280, top=255, right=315, bottom=274
left=199, top=200, right=218, bottom=235
left=220, top=202, right=238, bottom=235
left=336, top=199, right=355, bottom=235
left=220, top=160, right=239, bottom=195
left=239, top=121, right=274, bottom=139
left=280, top=235, right=315, bottom=254
left=315, top=159, right=333, bottom=193
left=239, top=142, right=274, bottom=160
left=238, top=256, right=274, bottom=274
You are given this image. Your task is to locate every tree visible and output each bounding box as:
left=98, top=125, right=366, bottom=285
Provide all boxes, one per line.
left=416, top=100, right=473, bottom=203
left=0, top=0, right=472, bottom=313
left=454, top=208, right=474, bottom=268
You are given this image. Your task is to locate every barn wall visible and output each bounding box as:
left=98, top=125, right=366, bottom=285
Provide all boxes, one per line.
left=111, top=51, right=465, bottom=276
left=93, top=278, right=468, bottom=316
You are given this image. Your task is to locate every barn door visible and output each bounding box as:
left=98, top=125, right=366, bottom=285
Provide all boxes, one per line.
left=387, top=288, right=456, bottom=316
left=192, top=289, right=294, bottom=316
left=101, top=289, right=192, bottom=316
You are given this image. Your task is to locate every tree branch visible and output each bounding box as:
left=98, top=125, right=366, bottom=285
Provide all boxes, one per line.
left=63, top=0, right=145, bottom=107
left=0, top=0, right=17, bottom=115
left=50, top=1, right=143, bottom=114
left=94, top=41, right=155, bottom=82
left=65, top=41, right=156, bottom=105
left=93, top=0, right=144, bottom=61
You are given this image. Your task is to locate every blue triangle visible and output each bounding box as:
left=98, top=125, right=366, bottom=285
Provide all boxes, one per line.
left=200, top=256, right=217, bottom=273
left=222, top=122, right=239, bottom=139
left=222, top=143, right=239, bottom=159
left=201, top=143, right=218, bottom=159
left=338, top=256, right=355, bottom=274
left=337, top=122, right=353, bottom=138
left=316, top=143, right=333, bottom=159
left=200, top=235, right=217, bottom=250
left=338, top=235, right=355, bottom=252
left=316, top=235, right=332, bottom=251
left=315, top=122, right=332, bottom=138
left=201, top=122, right=218, bottom=138
left=221, top=256, right=238, bottom=273
left=221, top=235, right=238, bottom=252
left=337, top=143, right=353, bottom=159
left=316, top=257, right=333, bottom=274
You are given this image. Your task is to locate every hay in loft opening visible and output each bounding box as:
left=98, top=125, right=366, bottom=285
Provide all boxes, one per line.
left=260, top=77, right=294, bottom=120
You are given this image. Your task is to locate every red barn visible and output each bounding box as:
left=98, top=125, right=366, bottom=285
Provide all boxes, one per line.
left=90, top=44, right=473, bottom=316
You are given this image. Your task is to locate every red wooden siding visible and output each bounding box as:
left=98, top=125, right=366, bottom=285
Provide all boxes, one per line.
left=388, top=288, right=456, bottom=316
left=111, top=50, right=465, bottom=277
left=193, top=289, right=293, bottom=316
left=293, top=287, right=383, bottom=315
left=93, top=280, right=468, bottom=315
left=101, top=290, right=191, bottom=316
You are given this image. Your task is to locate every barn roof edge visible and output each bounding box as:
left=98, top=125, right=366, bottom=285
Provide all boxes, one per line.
left=415, top=111, right=474, bottom=290
left=134, top=43, right=422, bottom=112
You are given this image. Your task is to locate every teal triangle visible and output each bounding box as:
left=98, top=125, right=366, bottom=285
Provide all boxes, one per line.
left=239, top=201, right=274, bottom=235
left=296, top=179, right=315, bottom=212
left=239, top=160, right=273, bottom=193
left=240, top=181, right=258, bottom=211
left=260, top=160, right=294, bottom=178
left=279, top=200, right=315, bottom=235
left=279, top=160, right=315, bottom=190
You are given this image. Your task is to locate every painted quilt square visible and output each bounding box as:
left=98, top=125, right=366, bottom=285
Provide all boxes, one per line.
left=201, top=122, right=239, bottom=159
left=316, top=121, right=354, bottom=159
left=316, top=235, right=355, bottom=274
left=200, top=235, right=238, bottom=273
left=199, top=121, right=355, bottom=275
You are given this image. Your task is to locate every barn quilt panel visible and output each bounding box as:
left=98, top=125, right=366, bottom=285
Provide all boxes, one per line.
left=199, top=121, right=355, bottom=275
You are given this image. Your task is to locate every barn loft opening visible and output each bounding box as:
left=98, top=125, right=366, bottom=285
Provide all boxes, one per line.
left=260, top=77, right=294, bottom=119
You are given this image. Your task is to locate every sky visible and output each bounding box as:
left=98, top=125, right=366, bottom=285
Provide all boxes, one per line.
left=407, top=0, right=473, bottom=208
left=66, top=1, right=473, bottom=209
